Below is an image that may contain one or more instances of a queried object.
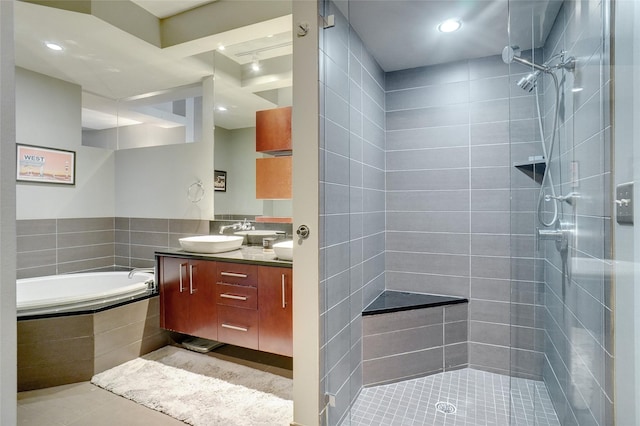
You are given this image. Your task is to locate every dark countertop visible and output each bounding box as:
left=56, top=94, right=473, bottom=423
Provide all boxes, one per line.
left=363, top=290, right=467, bottom=316
left=155, top=245, right=293, bottom=268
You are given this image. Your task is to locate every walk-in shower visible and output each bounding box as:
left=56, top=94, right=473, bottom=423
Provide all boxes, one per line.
left=320, top=0, right=613, bottom=424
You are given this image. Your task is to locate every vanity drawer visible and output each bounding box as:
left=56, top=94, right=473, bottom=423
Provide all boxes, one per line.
left=216, top=283, right=258, bottom=309
left=217, top=305, right=258, bottom=349
left=216, top=262, right=258, bottom=287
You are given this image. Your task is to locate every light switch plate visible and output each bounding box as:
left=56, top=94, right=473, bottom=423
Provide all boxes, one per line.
left=616, top=182, right=634, bottom=225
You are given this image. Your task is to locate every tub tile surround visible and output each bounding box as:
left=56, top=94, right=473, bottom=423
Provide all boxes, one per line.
left=16, top=217, right=292, bottom=278
left=18, top=296, right=167, bottom=391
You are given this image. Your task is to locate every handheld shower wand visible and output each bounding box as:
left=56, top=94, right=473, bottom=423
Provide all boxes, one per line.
left=502, top=45, right=575, bottom=229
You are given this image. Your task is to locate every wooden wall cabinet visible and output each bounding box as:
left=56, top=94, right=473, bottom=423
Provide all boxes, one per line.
left=159, top=256, right=217, bottom=341
left=256, top=106, right=292, bottom=153
left=256, top=156, right=292, bottom=199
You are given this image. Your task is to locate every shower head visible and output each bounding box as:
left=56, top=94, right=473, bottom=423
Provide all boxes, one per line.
left=501, top=45, right=521, bottom=64
left=517, top=71, right=541, bottom=92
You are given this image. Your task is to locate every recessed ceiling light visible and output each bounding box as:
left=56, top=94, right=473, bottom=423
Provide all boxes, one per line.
left=438, top=19, right=462, bottom=33
left=217, top=106, right=227, bottom=111
left=45, top=42, right=63, bottom=51
left=251, top=56, right=261, bottom=71
left=218, top=45, right=225, bottom=51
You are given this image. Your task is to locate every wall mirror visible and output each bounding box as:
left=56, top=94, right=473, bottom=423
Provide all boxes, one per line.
left=14, top=0, right=292, bottom=220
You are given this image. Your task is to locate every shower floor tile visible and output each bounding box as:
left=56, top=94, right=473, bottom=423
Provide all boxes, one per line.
left=346, top=368, right=560, bottom=426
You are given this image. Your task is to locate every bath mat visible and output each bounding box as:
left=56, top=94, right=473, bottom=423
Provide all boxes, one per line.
left=91, top=346, right=292, bottom=426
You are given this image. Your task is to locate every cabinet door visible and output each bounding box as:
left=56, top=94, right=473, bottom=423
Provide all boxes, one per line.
left=258, top=266, right=293, bottom=357
left=187, top=259, right=218, bottom=340
left=159, top=256, right=191, bottom=334
left=256, top=106, right=292, bottom=153
left=255, top=157, right=292, bottom=199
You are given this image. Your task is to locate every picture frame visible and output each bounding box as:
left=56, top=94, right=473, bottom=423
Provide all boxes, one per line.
left=16, top=144, right=76, bottom=185
left=214, top=170, right=227, bottom=192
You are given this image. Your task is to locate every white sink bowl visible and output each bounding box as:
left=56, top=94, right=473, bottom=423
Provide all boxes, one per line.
left=179, top=235, right=243, bottom=254
left=273, top=240, right=293, bottom=261
left=234, top=230, right=280, bottom=245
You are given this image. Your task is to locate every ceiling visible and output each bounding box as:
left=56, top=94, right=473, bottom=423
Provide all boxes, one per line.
left=347, top=0, right=561, bottom=72
left=131, top=0, right=215, bottom=18
left=15, top=0, right=292, bottom=131
left=14, top=0, right=560, bottom=133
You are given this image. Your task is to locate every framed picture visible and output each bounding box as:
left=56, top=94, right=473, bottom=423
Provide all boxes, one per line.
left=16, top=144, right=76, bottom=185
left=214, top=170, right=227, bottom=192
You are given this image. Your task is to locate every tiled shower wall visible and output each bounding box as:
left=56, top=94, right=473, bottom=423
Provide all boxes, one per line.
left=319, top=3, right=386, bottom=424
left=540, top=1, right=613, bottom=425
left=16, top=217, right=209, bottom=279
left=385, top=56, right=544, bottom=379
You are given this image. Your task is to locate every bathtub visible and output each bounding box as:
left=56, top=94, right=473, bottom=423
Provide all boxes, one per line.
left=17, top=271, right=154, bottom=318
left=17, top=271, right=168, bottom=391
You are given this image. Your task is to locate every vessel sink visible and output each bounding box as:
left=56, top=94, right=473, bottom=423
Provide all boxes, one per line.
left=234, top=230, right=280, bottom=245
left=273, top=240, right=293, bottom=261
left=179, top=235, right=243, bottom=254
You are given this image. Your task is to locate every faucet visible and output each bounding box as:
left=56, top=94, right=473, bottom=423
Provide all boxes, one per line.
left=219, top=218, right=254, bottom=234
left=128, top=267, right=156, bottom=292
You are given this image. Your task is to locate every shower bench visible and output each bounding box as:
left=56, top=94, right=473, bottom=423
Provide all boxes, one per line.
left=362, top=290, right=468, bottom=386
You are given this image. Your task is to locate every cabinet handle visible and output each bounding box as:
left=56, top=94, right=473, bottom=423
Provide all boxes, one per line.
left=189, top=264, right=195, bottom=294
left=220, top=271, right=248, bottom=278
left=281, top=274, right=286, bottom=308
left=220, top=294, right=248, bottom=301
left=179, top=263, right=187, bottom=293
left=221, top=323, right=248, bottom=332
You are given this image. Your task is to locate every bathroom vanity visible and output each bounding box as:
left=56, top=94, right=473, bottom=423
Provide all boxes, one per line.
left=155, top=248, right=293, bottom=357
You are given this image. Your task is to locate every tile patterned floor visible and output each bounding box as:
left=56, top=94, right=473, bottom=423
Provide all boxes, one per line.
left=346, top=368, right=560, bottom=426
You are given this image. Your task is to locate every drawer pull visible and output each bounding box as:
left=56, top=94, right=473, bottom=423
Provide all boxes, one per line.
left=220, top=271, right=248, bottom=278
left=221, top=323, right=248, bottom=332
left=220, top=294, right=248, bottom=301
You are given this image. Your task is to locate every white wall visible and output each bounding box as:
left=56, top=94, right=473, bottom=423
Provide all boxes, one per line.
left=15, top=68, right=116, bottom=219
left=614, top=0, right=640, bottom=424
left=214, top=126, right=263, bottom=216
left=0, top=1, right=17, bottom=423
left=115, top=139, right=214, bottom=219
left=291, top=0, right=320, bottom=423
left=16, top=67, right=215, bottom=221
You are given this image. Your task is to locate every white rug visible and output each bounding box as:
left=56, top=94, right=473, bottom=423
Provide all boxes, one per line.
left=91, top=346, right=293, bottom=426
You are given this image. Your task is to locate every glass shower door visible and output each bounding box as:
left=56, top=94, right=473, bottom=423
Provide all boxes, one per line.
left=509, top=0, right=613, bottom=424
left=320, top=0, right=356, bottom=424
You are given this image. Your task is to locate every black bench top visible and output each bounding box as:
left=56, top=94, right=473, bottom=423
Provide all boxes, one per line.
left=362, top=290, right=468, bottom=316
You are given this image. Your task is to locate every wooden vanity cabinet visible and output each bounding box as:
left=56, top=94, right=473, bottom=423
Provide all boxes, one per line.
left=158, top=255, right=293, bottom=357
left=258, top=266, right=293, bottom=357
left=158, top=256, right=217, bottom=340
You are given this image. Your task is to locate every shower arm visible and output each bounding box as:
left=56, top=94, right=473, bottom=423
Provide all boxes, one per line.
left=511, top=56, right=550, bottom=73
left=511, top=51, right=575, bottom=74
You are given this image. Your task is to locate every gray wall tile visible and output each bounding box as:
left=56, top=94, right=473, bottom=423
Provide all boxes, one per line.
left=363, top=307, right=443, bottom=335
left=363, top=347, right=444, bottom=386
left=363, top=324, right=443, bottom=360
